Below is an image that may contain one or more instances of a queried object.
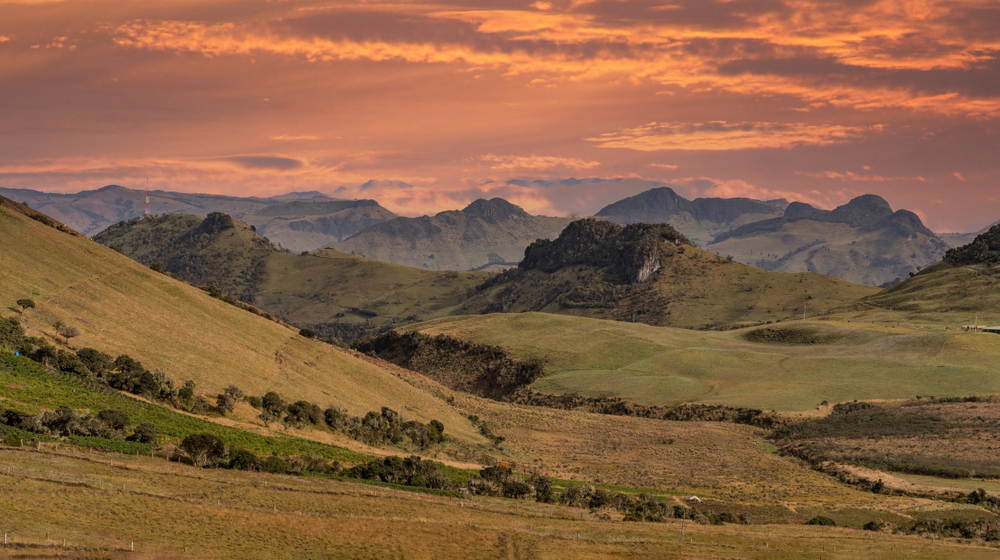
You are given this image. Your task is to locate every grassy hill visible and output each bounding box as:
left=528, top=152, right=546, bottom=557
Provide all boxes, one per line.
left=595, top=186, right=787, bottom=246
left=0, top=197, right=479, bottom=440
left=408, top=312, right=1000, bottom=412
left=460, top=218, right=876, bottom=330
left=847, top=224, right=1000, bottom=325
left=707, top=195, right=950, bottom=286
left=93, top=213, right=486, bottom=340
left=332, top=198, right=573, bottom=271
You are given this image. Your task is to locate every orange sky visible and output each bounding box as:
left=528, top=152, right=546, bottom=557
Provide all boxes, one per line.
left=1, top=0, right=999, bottom=231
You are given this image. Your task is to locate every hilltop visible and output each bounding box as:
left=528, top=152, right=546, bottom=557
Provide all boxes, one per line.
left=706, top=194, right=949, bottom=286
left=332, top=198, right=573, bottom=270
left=0, top=185, right=396, bottom=250
left=93, top=213, right=484, bottom=340
left=595, top=186, right=787, bottom=246
left=460, top=218, right=875, bottom=329
left=850, top=224, right=1000, bottom=324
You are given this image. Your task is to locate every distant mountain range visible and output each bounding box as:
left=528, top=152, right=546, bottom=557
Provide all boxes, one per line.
left=705, top=194, right=949, bottom=286
left=460, top=217, right=876, bottom=329
left=595, top=186, right=788, bottom=246
left=331, top=198, right=573, bottom=271
left=0, top=185, right=396, bottom=251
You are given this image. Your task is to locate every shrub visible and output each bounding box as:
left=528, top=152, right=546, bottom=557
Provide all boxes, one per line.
left=229, top=448, right=262, bottom=471
left=0, top=317, right=25, bottom=351
left=806, top=516, right=837, bottom=526
left=262, top=455, right=291, bottom=474
left=129, top=422, right=158, bottom=444
left=217, top=385, right=245, bottom=414
left=57, top=324, right=81, bottom=343
left=16, top=299, right=35, bottom=312
left=181, top=433, right=225, bottom=467
left=97, top=409, right=130, bottom=431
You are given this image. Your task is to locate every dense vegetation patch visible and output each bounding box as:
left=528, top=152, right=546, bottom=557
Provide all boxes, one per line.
left=945, top=224, right=1000, bottom=266
left=353, top=331, right=544, bottom=400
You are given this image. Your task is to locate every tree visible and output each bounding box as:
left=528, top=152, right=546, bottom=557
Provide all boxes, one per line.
left=129, top=422, right=159, bottom=444
left=57, top=324, right=81, bottom=344
left=181, top=434, right=225, bottom=467
left=217, top=385, right=245, bottom=414
left=96, top=409, right=130, bottom=431
left=0, top=317, right=25, bottom=351
left=16, top=299, right=35, bottom=312
left=228, top=448, right=261, bottom=471
left=298, top=328, right=316, bottom=339
left=178, top=380, right=196, bottom=402
left=262, top=391, right=286, bottom=416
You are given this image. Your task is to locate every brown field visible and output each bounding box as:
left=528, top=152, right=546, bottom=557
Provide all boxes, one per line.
left=2, top=445, right=998, bottom=560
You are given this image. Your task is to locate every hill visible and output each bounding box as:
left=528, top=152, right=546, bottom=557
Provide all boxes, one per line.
left=245, top=199, right=397, bottom=252
left=848, top=224, right=1000, bottom=325
left=460, top=218, right=876, bottom=330
left=331, top=198, right=573, bottom=270
left=0, top=196, right=478, bottom=439
left=0, top=185, right=396, bottom=251
left=93, top=213, right=485, bottom=340
left=594, top=186, right=787, bottom=246
left=409, top=312, right=1000, bottom=412
left=706, top=195, right=950, bottom=286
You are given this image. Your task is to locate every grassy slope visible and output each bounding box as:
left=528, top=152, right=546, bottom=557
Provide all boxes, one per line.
left=256, top=249, right=485, bottom=326
left=846, top=261, right=1000, bottom=325
left=410, top=312, right=1000, bottom=411
left=0, top=204, right=480, bottom=442
left=464, top=244, right=878, bottom=330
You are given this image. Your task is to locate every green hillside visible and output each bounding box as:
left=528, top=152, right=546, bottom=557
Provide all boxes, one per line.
left=0, top=197, right=480, bottom=442
left=332, top=198, right=572, bottom=271
left=409, top=312, right=1000, bottom=412
left=93, top=213, right=486, bottom=340
left=461, top=218, right=876, bottom=330
left=847, top=224, right=1000, bottom=325
left=707, top=195, right=950, bottom=286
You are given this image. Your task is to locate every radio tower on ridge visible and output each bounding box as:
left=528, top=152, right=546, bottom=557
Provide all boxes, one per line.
left=145, top=178, right=150, bottom=217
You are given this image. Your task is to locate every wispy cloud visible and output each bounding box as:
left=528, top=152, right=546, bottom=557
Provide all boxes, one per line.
left=589, top=122, right=872, bottom=151
left=798, top=170, right=928, bottom=182
left=480, top=154, right=600, bottom=170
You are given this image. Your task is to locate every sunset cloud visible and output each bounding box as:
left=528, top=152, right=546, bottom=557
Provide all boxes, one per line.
left=3, top=0, right=1000, bottom=231
left=480, top=154, right=600, bottom=170
left=589, top=122, right=871, bottom=151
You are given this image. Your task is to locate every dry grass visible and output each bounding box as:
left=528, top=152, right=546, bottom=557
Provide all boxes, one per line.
left=0, top=445, right=996, bottom=559
left=0, top=206, right=481, bottom=444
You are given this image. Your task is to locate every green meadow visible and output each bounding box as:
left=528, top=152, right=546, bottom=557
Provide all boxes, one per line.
left=411, top=312, right=1000, bottom=411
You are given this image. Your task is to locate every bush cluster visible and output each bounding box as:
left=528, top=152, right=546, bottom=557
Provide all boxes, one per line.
left=0, top=405, right=157, bottom=444
left=248, top=390, right=446, bottom=450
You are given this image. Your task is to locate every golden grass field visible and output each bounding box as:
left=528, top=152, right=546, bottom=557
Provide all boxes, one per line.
left=2, top=444, right=997, bottom=560
left=0, top=205, right=482, bottom=444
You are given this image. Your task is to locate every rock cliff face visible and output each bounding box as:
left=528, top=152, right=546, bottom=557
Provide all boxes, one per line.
left=945, top=224, right=1000, bottom=265
left=519, top=218, right=689, bottom=285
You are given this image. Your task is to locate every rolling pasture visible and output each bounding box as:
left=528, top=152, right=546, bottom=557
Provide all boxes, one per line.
left=411, top=313, right=1000, bottom=412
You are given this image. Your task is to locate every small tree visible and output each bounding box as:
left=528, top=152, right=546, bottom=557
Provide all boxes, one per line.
left=217, top=385, right=245, bottom=414
left=178, top=380, right=196, bottom=402
left=97, top=409, right=130, bottom=431
left=262, top=391, right=286, bottom=417
left=16, top=298, right=35, bottom=312
left=181, top=433, right=225, bottom=467
left=129, top=422, right=158, bottom=444
left=57, top=324, right=81, bottom=344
